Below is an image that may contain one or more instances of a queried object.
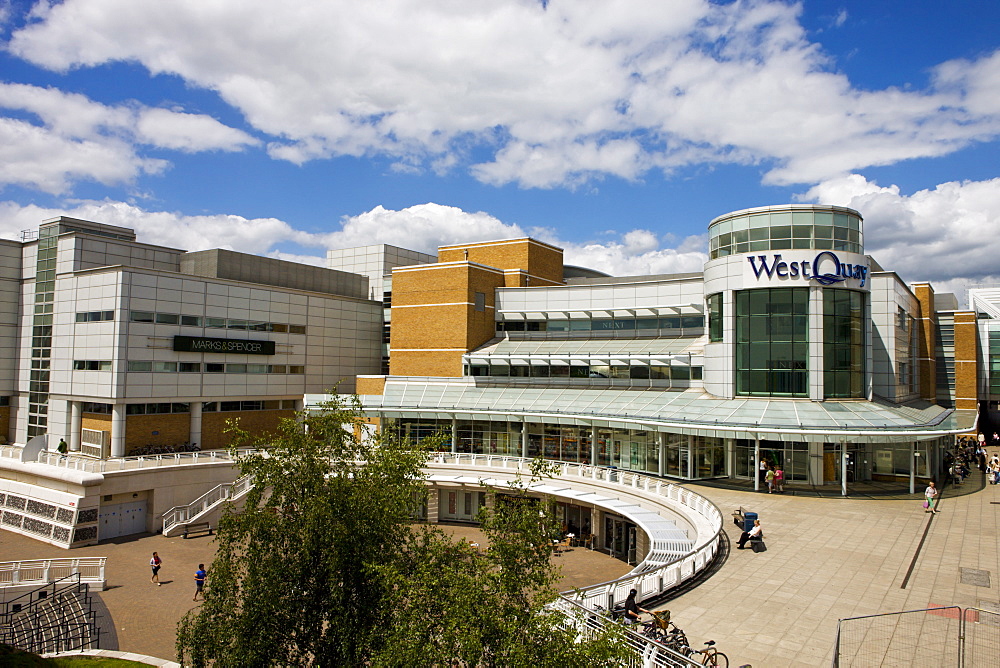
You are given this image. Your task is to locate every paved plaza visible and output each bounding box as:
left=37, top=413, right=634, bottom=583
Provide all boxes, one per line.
left=2, top=470, right=998, bottom=666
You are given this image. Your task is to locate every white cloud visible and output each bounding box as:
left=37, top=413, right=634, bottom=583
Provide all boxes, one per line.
left=803, top=174, right=1000, bottom=290
left=0, top=82, right=256, bottom=193
left=0, top=198, right=707, bottom=278
left=6, top=0, right=998, bottom=190
left=135, top=107, right=258, bottom=152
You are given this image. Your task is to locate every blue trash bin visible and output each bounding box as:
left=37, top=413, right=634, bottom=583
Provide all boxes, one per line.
left=743, top=511, right=758, bottom=533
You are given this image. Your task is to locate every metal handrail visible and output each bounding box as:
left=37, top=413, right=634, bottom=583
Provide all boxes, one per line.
left=161, top=475, right=254, bottom=535
left=0, top=558, right=107, bottom=590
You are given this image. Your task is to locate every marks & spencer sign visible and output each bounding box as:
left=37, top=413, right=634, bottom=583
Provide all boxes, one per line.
left=173, top=336, right=275, bottom=355
left=746, top=251, right=869, bottom=288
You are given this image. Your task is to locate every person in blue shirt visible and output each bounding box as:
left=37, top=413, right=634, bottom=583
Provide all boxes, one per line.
left=193, top=564, right=207, bottom=601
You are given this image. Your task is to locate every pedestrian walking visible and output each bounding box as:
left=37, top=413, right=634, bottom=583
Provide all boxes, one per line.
left=924, top=481, right=939, bottom=514
left=150, top=551, right=162, bottom=585
left=57, top=438, right=68, bottom=459
left=193, top=563, right=207, bottom=601
left=765, top=466, right=775, bottom=493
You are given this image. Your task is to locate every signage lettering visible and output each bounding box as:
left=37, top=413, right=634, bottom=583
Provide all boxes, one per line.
left=748, top=251, right=867, bottom=287
left=172, top=336, right=275, bottom=355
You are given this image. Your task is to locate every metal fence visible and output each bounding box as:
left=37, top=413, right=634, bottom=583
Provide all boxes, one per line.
left=835, top=606, right=1000, bottom=667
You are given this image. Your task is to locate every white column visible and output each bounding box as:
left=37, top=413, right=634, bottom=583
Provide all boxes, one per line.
left=111, top=404, right=126, bottom=458
left=809, top=285, right=824, bottom=400
left=451, top=417, right=458, bottom=454
left=687, top=435, right=695, bottom=479
left=189, top=401, right=203, bottom=449
left=657, top=432, right=665, bottom=477
left=69, top=401, right=82, bottom=452
left=753, top=437, right=760, bottom=492
left=909, top=443, right=916, bottom=494
left=521, top=419, right=529, bottom=459
left=841, top=443, right=849, bottom=497
left=591, top=426, right=598, bottom=466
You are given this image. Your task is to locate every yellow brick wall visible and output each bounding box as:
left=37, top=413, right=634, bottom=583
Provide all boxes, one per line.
left=913, top=284, right=937, bottom=402
left=201, top=410, right=296, bottom=450
left=81, top=414, right=111, bottom=434
left=953, top=311, right=979, bottom=410
left=438, top=238, right=564, bottom=284
left=125, top=413, right=190, bottom=452
left=390, top=263, right=504, bottom=377
left=356, top=376, right=386, bottom=396
left=391, top=350, right=465, bottom=377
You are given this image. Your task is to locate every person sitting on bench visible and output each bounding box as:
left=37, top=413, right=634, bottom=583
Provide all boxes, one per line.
left=737, top=519, right=762, bottom=549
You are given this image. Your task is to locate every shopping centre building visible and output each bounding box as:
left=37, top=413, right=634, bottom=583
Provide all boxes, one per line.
left=0, top=205, right=988, bottom=549
left=353, top=204, right=978, bottom=499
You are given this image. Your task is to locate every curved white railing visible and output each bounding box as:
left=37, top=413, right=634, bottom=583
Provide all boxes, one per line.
left=0, top=558, right=107, bottom=591
left=426, top=454, right=721, bottom=667
left=161, top=475, right=254, bottom=536
left=425, top=454, right=723, bottom=605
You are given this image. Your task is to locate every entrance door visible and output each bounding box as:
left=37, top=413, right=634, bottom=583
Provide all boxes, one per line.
left=98, top=500, right=147, bottom=540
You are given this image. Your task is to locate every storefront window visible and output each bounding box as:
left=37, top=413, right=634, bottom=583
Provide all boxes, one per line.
left=735, top=288, right=809, bottom=397
left=824, top=289, right=866, bottom=398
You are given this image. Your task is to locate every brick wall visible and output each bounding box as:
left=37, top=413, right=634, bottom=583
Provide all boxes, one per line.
left=913, top=283, right=937, bottom=402
left=953, top=311, right=979, bottom=410
left=201, top=410, right=295, bottom=450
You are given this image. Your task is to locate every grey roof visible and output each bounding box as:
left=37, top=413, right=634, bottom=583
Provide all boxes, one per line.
left=344, top=380, right=976, bottom=443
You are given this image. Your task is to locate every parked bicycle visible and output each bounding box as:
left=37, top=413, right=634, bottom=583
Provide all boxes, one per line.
left=687, top=639, right=728, bottom=667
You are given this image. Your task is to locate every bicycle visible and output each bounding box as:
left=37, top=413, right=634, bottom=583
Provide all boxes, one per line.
left=689, top=639, right=728, bottom=667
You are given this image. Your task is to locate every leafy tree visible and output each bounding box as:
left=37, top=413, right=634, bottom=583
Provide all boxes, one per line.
left=177, top=396, right=627, bottom=667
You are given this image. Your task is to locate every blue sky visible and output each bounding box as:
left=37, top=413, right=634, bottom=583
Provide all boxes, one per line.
left=0, top=0, right=998, bottom=296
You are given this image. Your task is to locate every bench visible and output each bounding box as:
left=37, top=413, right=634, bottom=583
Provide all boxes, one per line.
left=182, top=522, right=213, bottom=539
left=732, top=506, right=746, bottom=528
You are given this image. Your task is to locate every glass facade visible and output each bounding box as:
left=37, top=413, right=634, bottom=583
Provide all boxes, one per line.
left=823, top=290, right=866, bottom=399
left=498, top=315, right=704, bottom=336
left=707, top=293, right=723, bottom=342
left=735, top=288, right=809, bottom=397
left=709, top=208, right=863, bottom=259
left=987, top=326, right=1000, bottom=396
left=387, top=418, right=723, bottom=480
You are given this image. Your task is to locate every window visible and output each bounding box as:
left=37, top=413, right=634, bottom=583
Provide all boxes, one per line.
left=289, top=324, right=307, bottom=335
left=76, top=310, right=114, bottom=322
left=181, top=315, right=202, bottom=326
left=824, top=289, right=866, bottom=399
left=707, top=293, right=723, bottom=342
left=74, top=360, right=112, bottom=371
left=179, top=362, right=201, bottom=372
left=205, top=363, right=225, bottom=373
left=288, top=365, right=305, bottom=374
left=735, top=287, right=809, bottom=397
left=206, top=317, right=227, bottom=329
left=127, top=361, right=152, bottom=372
left=153, top=361, right=177, bottom=372
left=474, top=292, right=486, bottom=312
left=155, top=313, right=179, bottom=325
left=129, top=311, right=154, bottom=323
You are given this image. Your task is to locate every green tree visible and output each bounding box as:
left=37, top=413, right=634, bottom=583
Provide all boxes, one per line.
left=177, top=396, right=627, bottom=667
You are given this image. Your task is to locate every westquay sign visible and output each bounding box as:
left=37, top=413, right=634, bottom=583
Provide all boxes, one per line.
left=746, top=251, right=869, bottom=288
left=173, top=335, right=275, bottom=355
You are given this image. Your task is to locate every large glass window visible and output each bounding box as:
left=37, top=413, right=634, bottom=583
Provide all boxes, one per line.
left=823, top=290, right=866, bottom=398
left=707, top=293, right=723, bottom=342
left=735, top=288, right=809, bottom=397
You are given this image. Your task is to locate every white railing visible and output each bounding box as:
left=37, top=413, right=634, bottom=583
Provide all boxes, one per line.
left=0, top=558, right=107, bottom=591
left=161, top=475, right=254, bottom=536
left=30, top=449, right=246, bottom=474
left=425, top=454, right=724, bottom=608
left=548, top=597, right=700, bottom=667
